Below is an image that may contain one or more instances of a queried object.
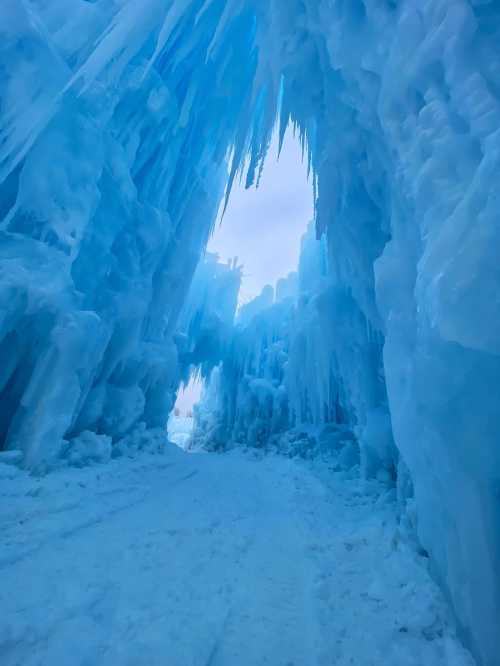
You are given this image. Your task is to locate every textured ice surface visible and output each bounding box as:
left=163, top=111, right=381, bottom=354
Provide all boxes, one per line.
left=176, top=251, right=241, bottom=378
left=194, top=223, right=389, bottom=477
left=1, top=1, right=500, bottom=663
left=0, top=0, right=253, bottom=470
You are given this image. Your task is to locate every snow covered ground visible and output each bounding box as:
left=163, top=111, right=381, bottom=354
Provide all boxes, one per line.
left=0, top=445, right=474, bottom=666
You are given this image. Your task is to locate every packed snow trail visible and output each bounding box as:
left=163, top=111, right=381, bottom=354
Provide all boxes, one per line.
left=0, top=447, right=474, bottom=666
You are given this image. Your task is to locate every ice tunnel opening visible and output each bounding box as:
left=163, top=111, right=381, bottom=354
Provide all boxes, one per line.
left=172, top=129, right=314, bottom=451
left=167, top=376, right=202, bottom=449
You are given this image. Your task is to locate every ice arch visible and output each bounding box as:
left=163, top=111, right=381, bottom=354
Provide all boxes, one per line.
left=1, top=2, right=500, bottom=664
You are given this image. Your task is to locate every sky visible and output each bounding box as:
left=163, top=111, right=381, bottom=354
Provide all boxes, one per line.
left=208, top=129, right=314, bottom=304
left=175, top=130, right=313, bottom=416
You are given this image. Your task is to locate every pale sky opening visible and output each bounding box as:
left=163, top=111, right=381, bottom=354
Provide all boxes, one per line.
left=208, top=129, right=314, bottom=304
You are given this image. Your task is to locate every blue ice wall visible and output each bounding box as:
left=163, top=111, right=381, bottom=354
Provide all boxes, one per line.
left=259, top=4, right=500, bottom=663
left=2, top=2, right=500, bottom=663
left=194, top=278, right=295, bottom=451
left=195, top=223, right=392, bottom=473
left=198, top=2, right=500, bottom=661
left=176, top=252, right=241, bottom=379
left=0, top=0, right=260, bottom=469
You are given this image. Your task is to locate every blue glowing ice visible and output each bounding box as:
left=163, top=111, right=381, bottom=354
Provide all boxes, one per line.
left=1, top=2, right=500, bottom=663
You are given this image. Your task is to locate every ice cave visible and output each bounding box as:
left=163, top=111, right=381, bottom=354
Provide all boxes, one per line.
left=1, top=1, right=500, bottom=665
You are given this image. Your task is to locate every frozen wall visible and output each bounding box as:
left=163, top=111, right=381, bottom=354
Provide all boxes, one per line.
left=255, top=4, right=500, bottom=664
left=176, top=251, right=241, bottom=379
left=1, top=1, right=500, bottom=664
left=194, top=280, right=294, bottom=451
left=200, top=2, right=500, bottom=662
left=195, top=223, right=390, bottom=472
left=0, top=0, right=259, bottom=469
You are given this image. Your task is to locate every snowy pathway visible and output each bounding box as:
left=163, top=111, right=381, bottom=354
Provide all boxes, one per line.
left=1, top=447, right=474, bottom=666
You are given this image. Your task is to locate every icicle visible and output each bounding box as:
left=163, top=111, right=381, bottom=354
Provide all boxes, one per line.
left=142, top=0, right=193, bottom=80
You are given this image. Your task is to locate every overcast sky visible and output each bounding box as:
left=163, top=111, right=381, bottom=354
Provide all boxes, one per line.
left=174, top=130, right=313, bottom=416
left=208, top=130, right=314, bottom=303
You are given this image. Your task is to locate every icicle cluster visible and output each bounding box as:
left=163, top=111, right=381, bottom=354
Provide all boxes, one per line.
left=0, top=0, right=260, bottom=468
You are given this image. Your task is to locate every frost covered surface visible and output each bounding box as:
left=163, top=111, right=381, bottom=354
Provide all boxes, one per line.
left=1, top=1, right=500, bottom=663
left=0, top=444, right=475, bottom=666
left=176, top=251, right=241, bottom=378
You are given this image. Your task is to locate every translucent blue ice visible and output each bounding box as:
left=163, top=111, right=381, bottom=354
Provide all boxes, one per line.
left=1, top=2, right=500, bottom=664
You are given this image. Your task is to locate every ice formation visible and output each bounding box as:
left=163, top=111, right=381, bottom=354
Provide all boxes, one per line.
left=0, top=0, right=253, bottom=470
left=194, top=222, right=391, bottom=468
left=176, top=251, right=241, bottom=378
left=1, top=1, right=500, bottom=664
